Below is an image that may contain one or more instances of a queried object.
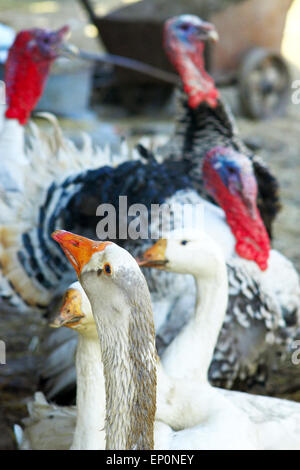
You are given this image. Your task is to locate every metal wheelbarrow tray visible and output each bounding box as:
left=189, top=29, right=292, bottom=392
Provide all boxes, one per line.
left=81, top=0, right=293, bottom=118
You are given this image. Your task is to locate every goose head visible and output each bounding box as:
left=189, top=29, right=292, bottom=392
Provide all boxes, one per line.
left=139, top=229, right=225, bottom=279
left=51, top=231, right=148, bottom=327
left=51, top=281, right=97, bottom=339
left=52, top=230, right=157, bottom=450
left=164, top=15, right=219, bottom=108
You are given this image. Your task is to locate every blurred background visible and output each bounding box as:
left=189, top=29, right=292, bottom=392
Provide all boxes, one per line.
left=0, top=0, right=300, bottom=449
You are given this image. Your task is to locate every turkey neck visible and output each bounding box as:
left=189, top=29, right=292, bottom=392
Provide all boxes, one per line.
left=166, top=91, right=238, bottom=182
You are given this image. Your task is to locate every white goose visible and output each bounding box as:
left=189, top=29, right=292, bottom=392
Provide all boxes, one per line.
left=140, top=230, right=227, bottom=383
left=21, top=229, right=300, bottom=449
left=15, top=281, right=105, bottom=450
left=14, top=283, right=111, bottom=449
left=51, top=282, right=106, bottom=450
left=140, top=230, right=300, bottom=449
left=50, top=229, right=300, bottom=450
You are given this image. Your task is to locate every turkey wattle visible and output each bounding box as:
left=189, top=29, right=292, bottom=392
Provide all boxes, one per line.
left=203, top=147, right=270, bottom=270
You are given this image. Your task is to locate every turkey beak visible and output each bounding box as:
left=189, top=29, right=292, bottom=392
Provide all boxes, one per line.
left=51, top=288, right=84, bottom=328
left=55, top=25, right=70, bottom=41
left=138, top=239, right=168, bottom=268
left=56, top=41, right=79, bottom=57
left=197, top=22, right=219, bottom=42
left=52, top=230, right=111, bottom=276
left=53, top=26, right=71, bottom=54
left=239, top=173, right=258, bottom=220
left=206, top=28, right=219, bottom=43
left=50, top=25, right=70, bottom=50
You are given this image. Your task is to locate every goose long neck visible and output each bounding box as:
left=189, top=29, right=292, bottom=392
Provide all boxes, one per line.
left=71, top=333, right=105, bottom=450
left=92, top=300, right=157, bottom=450
left=193, top=263, right=228, bottom=380
left=161, top=257, right=228, bottom=383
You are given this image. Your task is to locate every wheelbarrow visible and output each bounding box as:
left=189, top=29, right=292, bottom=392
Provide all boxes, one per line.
left=79, top=0, right=293, bottom=119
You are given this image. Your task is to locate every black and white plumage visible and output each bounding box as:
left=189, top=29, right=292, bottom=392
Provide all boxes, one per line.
left=210, top=256, right=299, bottom=390
left=0, top=118, right=144, bottom=311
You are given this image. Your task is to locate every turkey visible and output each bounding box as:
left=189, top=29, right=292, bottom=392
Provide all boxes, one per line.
left=0, top=26, right=69, bottom=199
left=136, top=15, right=300, bottom=392
left=0, top=17, right=298, bottom=402
left=0, top=26, right=130, bottom=397
left=156, top=15, right=280, bottom=239
left=0, top=24, right=129, bottom=312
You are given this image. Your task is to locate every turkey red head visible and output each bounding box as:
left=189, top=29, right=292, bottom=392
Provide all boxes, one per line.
left=5, top=26, right=69, bottom=125
left=164, top=15, right=219, bottom=109
left=203, top=146, right=270, bottom=271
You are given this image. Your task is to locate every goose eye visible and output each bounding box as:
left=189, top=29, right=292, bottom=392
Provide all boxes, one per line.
left=181, top=240, right=188, bottom=246
left=104, top=263, right=112, bottom=275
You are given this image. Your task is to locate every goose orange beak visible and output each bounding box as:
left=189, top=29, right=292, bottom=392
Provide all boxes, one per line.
left=52, top=230, right=111, bottom=275
left=138, top=239, right=168, bottom=268
left=51, top=288, right=84, bottom=328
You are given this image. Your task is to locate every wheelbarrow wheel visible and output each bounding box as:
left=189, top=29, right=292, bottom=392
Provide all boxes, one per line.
left=238, top=48, right=291, bottom=119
